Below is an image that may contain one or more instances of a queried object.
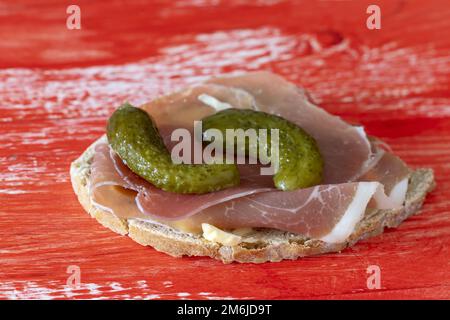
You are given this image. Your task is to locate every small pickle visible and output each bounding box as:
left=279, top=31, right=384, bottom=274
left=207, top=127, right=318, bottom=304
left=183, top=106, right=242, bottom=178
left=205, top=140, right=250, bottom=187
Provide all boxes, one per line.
left=107, top=103, right=240, bottom=194
left=107, top=104, right=323, bottom=193
left=202, top=109, right=323, bottom=190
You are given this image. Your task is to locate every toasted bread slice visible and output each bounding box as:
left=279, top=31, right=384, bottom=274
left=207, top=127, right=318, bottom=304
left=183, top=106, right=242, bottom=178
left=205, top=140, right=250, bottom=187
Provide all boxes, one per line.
left=70, top=136, right=435, bottom=263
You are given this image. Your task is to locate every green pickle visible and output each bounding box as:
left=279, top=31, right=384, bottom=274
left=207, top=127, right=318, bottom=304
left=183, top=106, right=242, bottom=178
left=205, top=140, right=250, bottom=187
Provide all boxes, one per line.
left=107, top=103, right=240, bottom=194
left=107, top=103, right=323, bottom=194
left=202, top=109, right=323, bottom=190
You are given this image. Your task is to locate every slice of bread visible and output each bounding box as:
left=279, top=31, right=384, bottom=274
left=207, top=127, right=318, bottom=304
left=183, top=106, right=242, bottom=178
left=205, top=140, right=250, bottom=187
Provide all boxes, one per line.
left=70, top=136, right=435, bottom=263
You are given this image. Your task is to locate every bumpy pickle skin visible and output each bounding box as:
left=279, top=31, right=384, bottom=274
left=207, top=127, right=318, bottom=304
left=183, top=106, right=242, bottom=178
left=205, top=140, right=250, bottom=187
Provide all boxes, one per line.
left=202, top=109, right=324, bottom=190
left=107, top=103, right=240, bottom=194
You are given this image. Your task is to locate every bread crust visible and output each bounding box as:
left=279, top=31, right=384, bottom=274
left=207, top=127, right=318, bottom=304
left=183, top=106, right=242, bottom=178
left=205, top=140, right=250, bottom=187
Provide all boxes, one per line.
left=70, top=136, right=435, bottom=263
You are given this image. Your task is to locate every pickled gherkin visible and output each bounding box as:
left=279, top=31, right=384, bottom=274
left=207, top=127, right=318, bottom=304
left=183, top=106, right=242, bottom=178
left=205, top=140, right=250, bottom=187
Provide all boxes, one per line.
left=202, top=109, right=323, bottom=190
left=107, top=103, right=240, bottom=194
left=107, top=103, right=323, bottom=193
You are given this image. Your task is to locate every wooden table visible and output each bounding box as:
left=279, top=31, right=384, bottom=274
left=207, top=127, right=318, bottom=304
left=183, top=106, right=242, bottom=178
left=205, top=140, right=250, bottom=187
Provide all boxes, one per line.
left=0, top=0, right=449, bottom=299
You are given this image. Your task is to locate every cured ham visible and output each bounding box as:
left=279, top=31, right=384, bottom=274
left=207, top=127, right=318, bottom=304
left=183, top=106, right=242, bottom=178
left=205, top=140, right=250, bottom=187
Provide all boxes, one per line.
left=89, top=72, right=411, bottom=243
left=142, top=72, right=377, bottom=183
left=110, top=144, right=274, bottom=220
left=183, top=182, right=396, bottom=243
left=361, top=151, right=410, bottom=207
left=207, top=72, right=376, bottom=182
left=90, top=140, right=405, bottom=241
left=90, top=142, right=146, bottom=219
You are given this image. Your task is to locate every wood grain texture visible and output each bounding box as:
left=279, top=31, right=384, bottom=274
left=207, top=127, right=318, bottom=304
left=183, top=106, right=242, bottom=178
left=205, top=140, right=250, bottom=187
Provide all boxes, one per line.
left=0, top=0, right=449, bottom=299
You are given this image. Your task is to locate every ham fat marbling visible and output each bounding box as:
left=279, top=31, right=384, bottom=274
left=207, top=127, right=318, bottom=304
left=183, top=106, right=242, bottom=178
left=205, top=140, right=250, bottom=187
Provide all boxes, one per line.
left=89, top=72, right=410, bottom=243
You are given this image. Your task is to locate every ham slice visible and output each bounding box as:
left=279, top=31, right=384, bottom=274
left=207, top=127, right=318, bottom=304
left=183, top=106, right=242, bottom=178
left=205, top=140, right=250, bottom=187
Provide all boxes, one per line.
left=361, top=151, right=410, bottom=207
left=182, top=182, right=396, bottom=243
left=109, top=144, right=274, bottom=220
left=90, top=142, right=273, bottom=232
left=90, top=142, right=146, bottom=219
left=207, top=72, right=376, bottom=182
left=141, top=72, right=377, bottom=183
left=89, top=72, right=410, bottom=243
left=91, top=141, right=405, bottom=241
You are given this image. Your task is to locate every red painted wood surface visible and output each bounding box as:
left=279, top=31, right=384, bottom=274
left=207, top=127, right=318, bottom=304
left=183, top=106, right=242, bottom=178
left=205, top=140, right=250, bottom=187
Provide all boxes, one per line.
left=0, top=0, right=449, bottom=299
